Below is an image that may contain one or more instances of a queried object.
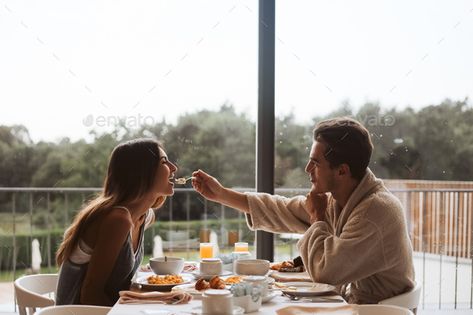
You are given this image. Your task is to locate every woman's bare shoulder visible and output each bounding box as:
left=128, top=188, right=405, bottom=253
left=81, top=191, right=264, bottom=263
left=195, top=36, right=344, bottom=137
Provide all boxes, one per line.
left=100, top=208, right=133, bottom=231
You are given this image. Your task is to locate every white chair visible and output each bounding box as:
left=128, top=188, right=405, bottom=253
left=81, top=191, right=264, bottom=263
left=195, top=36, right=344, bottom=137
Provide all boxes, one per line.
left=35, top=305, right=111, bottom=315
left=153, top=235, right=164, bottom=258
left=210, top=230, right=220, bottom=257
left=358, top=305, right=413, bottom=315
left=379, top=281, right=422, bottom=314
left=14, top=273, right=58, bottom=315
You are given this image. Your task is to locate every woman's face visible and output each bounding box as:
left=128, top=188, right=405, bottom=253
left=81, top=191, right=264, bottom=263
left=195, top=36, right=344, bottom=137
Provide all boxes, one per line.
left=153, top=148, right=178, bottom=196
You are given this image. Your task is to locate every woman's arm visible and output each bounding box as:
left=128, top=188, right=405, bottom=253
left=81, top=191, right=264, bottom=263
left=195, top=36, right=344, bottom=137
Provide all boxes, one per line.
left=79, top=209, right=132, bottom=306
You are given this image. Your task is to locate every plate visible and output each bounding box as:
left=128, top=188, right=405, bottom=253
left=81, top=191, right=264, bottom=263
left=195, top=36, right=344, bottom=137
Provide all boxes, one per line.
left=133, top=274, right=192, bottom=291
left=172, top=283, right=235, bottom=299
left=190, top=306, right=244, bottom=315
left=172, top=283, right=207, bottom=299
left=269, top=270, right=312, bottom=282
left=191, top=270, right=232, bottom=280
left=262, top=291, right=278, bottom=303
left=280, top=282, right=336, bottom=297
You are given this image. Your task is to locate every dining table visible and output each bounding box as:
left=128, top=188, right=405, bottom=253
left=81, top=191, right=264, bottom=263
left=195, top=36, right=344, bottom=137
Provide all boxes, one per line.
left=108, top=266, right=347, bottom=315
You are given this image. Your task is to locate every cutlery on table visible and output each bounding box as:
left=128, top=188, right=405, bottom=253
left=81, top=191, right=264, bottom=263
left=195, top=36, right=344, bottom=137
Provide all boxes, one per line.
left=282, top=292, right=344, bottom=303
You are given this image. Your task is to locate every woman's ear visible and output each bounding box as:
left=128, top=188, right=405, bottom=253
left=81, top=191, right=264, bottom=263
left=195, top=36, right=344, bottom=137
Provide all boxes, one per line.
left=151, top=196, right=166, bottom=209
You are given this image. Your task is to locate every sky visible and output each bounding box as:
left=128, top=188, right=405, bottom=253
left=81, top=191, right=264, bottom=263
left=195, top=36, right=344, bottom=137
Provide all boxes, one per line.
left=1, top=0, right=472, bottom=142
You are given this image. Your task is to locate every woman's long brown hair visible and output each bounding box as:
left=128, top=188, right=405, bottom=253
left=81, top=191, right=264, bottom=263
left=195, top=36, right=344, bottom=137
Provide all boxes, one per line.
left=56, top=139, right=165, bottom=266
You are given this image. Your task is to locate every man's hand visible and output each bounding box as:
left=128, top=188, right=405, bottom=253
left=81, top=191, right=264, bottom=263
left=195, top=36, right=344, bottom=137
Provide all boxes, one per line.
left=305, top=190, right=328, bottom=224
left=192, top=169, right=225, bottom=203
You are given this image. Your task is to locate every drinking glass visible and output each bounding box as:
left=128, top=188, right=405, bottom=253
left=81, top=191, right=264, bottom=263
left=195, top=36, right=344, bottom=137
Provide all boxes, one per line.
left=234, top=242, right=249, bottom=252
left=200, top=242, right=214, bottom=259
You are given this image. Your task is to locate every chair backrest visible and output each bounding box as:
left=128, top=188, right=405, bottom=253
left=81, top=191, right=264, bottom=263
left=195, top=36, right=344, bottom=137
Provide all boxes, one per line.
left=35, top=305, right=111, bottom=315
left=358, top=305, right=413, bottom=315
left=379, top=281, right=422, bottom=312
left=14, top=274, right=58, bottom=315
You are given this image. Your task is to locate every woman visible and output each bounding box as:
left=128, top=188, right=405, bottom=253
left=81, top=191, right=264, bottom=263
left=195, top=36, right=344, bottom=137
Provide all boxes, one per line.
left=56, top=138, right=177, bottom=306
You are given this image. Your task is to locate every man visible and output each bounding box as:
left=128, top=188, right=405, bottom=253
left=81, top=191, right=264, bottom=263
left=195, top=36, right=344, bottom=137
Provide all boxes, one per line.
left=192, top=117, right=415, bottom=304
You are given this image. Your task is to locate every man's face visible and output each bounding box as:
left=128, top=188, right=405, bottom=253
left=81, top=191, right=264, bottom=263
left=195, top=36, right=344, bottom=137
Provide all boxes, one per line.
left=304, top=141, right=337, bottom=193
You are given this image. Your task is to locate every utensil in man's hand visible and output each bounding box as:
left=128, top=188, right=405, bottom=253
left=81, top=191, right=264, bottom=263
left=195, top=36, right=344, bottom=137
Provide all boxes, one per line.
left=174, top=177, right=193, bottom=185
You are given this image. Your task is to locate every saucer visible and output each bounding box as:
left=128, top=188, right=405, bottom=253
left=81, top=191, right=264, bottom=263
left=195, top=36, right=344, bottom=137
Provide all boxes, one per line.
left=190, top=306, right=244, bottom=315
left=262, top=291, right=278, bottom=303
left=133, top=274, right=192, bottom=291
left=191, top=270, right=232, bottom=280
left=280, top=282, right=336, bottom=297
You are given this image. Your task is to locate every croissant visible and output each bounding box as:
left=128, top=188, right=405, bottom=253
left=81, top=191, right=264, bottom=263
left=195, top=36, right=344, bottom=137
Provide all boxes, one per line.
left=209, top=276, right=226, bottom=289
left=195, top=278, right=210, bottom=291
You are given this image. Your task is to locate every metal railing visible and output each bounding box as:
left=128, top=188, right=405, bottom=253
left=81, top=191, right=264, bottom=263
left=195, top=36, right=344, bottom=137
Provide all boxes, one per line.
left=0, top=186, right=472, bottom=310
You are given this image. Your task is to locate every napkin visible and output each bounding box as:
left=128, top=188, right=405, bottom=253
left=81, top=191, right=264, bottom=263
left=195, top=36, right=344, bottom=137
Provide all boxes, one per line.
left=276, top=305, right=357, bottom=315
left=270, top=271, right=312, bottom=282
left=118, top=290, right=193, bottom=304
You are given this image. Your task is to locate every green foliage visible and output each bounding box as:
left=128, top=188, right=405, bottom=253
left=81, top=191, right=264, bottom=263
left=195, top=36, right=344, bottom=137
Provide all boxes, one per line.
left=1, top=99, right=473, bottom=190
left=0, top=219, right=249, bottom=270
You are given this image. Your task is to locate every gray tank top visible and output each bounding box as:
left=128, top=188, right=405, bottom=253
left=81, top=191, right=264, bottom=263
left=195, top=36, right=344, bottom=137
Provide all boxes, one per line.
left=56, top=207, right=146, bottom=306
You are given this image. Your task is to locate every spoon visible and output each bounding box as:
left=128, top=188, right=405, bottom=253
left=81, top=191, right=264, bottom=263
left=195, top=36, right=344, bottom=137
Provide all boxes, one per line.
left=174, top=177, right=193, bottom=185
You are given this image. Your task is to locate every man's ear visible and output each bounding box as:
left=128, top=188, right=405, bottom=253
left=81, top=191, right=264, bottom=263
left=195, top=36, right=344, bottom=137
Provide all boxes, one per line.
left=338, top=164, right=351, bottom=177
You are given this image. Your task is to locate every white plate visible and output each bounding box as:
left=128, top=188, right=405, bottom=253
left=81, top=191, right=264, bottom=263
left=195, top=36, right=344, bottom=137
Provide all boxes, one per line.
left=191, top=270, right=232, bottom=280
left=269, top=270, right=312, bottom=282
left=190, top=306, right=244, bottom=315
left=133, top=274, right=192, bottom=291
left=280, top=282, right=336, bottom=297
left=172, top=284, right=207, bottom=299
left=173, top=282, right=238, bottom=299
left=262, top=291, right=278, bottom=303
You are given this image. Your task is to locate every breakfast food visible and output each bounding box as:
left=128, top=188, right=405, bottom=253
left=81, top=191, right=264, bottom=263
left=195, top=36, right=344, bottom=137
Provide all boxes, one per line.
left=271, top=256, right=305, bottom=272
left=224, top=276, right=242, bottom=285
left=147, top=274, right=184, bottom=285
left=194, top=276, right=227, bottom=291
left=175, top=177, right=187, bottom=184
left=209, top=276, right=226, bottom=289
left=195, top=278, right=210, bottom=290
left=175, top=177, right=192, bottom=185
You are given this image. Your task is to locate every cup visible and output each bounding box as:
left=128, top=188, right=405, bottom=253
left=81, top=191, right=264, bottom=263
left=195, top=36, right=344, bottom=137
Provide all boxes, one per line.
left=242, top=275, right=268, bottom=297
left=202, top=289, right=234, bottom=315
left=200, top=258, right=223, bottom=275
left=233, top=295, right=261, bottom=313
left=200, top=242, right=214, bottom=259
left=234, top=242, right=249, bottom=252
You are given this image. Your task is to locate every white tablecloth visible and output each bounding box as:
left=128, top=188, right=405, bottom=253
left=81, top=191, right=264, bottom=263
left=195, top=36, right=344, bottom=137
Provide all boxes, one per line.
left=109, top=270, right=346, bottom=314
left=109, top=294, right=346, bottom=314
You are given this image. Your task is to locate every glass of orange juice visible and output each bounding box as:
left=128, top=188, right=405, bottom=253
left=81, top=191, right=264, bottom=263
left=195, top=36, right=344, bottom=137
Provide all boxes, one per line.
left=200, top=243, right=214, bottom=259
left=234, top=242, right=249, bottom=252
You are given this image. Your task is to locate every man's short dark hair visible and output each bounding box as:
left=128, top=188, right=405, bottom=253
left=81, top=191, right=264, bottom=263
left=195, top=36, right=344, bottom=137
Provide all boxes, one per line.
left=314, top=117, right=373, bottom=181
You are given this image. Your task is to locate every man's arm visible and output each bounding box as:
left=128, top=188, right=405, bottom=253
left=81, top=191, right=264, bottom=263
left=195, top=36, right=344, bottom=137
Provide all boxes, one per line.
left=192, top=170, right=250, bottom=213
left=192, top=169, right=311, bottom=233
left=298, top=210, right=386, bottom=286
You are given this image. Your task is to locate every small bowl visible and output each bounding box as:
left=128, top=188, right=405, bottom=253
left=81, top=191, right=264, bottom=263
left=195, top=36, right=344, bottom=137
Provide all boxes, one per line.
left=149, top=257, right=184, bottom=275
left=234, top=259, right=270, bottom=276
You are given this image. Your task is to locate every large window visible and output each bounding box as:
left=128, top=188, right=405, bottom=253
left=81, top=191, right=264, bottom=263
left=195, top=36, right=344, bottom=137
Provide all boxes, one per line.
left=275, top=0, right=473, bottom=310
left=0, top=0, right=258, bottom=283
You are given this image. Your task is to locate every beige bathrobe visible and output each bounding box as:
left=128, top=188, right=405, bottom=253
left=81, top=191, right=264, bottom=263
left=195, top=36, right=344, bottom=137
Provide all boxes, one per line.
left=245, top=169, right=415, bottom=304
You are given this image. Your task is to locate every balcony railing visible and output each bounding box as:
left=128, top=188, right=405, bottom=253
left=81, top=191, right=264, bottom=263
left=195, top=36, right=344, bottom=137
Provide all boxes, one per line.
left=0, top=186, right=472, bottom=310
